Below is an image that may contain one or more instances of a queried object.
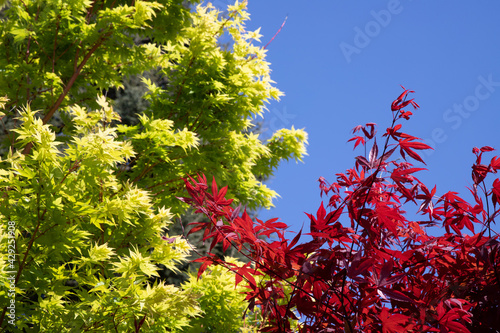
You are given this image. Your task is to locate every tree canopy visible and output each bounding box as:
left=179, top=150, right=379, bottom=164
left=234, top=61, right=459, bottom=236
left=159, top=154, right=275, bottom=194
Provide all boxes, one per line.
left=181, top=88, right=500, bottom=332
left=0, top=0, right=308, bottom=331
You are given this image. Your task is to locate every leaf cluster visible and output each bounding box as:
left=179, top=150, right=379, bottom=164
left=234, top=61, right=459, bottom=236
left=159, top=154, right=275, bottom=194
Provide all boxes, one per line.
left=181, top=88, right=500, bottom=332
left=0, top=104, right=199, bottom=331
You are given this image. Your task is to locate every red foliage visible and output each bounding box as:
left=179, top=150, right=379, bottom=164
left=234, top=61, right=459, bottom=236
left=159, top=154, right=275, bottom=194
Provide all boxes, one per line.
left=179, top=88, right=500, bottom=332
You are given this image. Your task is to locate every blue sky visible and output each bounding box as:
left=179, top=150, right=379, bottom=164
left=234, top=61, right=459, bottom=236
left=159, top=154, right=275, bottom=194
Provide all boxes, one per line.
left=215, top=1, right=500, bottom=236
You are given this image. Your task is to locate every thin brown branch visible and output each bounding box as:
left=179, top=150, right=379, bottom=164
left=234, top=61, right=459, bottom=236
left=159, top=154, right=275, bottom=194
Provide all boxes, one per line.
left=22, top=32, right=111, bottom=155
left=132, top=160, right=161, bottom=183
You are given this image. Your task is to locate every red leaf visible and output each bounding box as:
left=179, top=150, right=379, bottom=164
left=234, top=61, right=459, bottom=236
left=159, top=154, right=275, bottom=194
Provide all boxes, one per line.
left=399, top=139, right=430, bottom=164
left=217, top=185, right=228, bottom=201
left=352, top=125, right=363, bottom=133
left=472, top=163, right=490, bottom=185
left=309, top=202, right=327, bottom=234
left=236, top=262, right=257, bottom=288
left=288, top=228, right=302, bottom=249
left=399, top=138, right=433, bottom=151
left=491, top=178, right=500, bottom=206
left=325, top=207, right=343, bottom=224
left=348, top=136, right=365, bottom=150
left=444, top=321, right=470, bottom=333
left=379, top=308, right=409, bottom=333
left=379, top=259, right=394, bottom=286
left=348, top=253, right=373, bottom=279
left=379, top=146, right=397, bottom=164
left=355, top=155, right=371, bottom=169
left=211, top=176, right=218, bottom=197
left=369, top=138, right=379, bottom=164
left=391, top=167, right=426, bottom=183
left=363, top=123, right=377, bottom=139
left=480, top=146, right=495, bottom=152
left=379, top=287, right=415, bottom=304
left=490, top=156, right=500, bottom=172
left=195, top=256, right=214, bottom=279
left=384, top=124, right=403, bottom=139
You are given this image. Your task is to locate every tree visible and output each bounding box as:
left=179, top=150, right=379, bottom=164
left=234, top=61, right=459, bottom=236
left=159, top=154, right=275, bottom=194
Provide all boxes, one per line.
left=0, top=0, right=308, bottom=331
left=181, top=87, right=500, bottom=332
left=1, top=102, right=200, bottom=331
left=0, top=0, right=307, bottom=210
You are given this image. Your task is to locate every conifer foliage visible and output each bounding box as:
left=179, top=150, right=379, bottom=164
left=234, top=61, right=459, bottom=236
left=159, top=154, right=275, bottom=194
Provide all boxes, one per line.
left=182, top=88, right=500, bottom=332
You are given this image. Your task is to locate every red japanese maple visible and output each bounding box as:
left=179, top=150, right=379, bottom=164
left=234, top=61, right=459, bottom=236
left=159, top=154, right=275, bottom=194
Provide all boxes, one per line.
left=179, top=87, right=500, bottom=332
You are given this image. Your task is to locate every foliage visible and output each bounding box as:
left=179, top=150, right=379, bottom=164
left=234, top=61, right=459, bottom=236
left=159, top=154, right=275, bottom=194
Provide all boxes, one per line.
left=181, top=88, right=500, bottom=332
left=0, top=0, right=308, bottom=331
left=0, top=98, right=265, bottom=331
left=119, top=1, right=307, bottom=212
left=0, top=104, right=199, bottom=331
left=181, top=258, right=261, bottom=333
left=0, top=0, right=308, bottom=212
left=0, top=0, right=192, bottom=117
left=163, top=208, right=251, bottom=286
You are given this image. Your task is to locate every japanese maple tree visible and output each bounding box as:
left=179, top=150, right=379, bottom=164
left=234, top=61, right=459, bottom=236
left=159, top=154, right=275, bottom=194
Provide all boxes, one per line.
left=180, top=87, right=500, bottom=332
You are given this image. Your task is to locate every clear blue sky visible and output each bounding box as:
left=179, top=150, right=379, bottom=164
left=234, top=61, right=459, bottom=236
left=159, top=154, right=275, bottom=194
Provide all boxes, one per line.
left=215, top=1, right=500, bottom=236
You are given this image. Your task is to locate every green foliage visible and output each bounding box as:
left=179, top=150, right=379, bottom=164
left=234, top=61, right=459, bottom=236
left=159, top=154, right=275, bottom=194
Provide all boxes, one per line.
left=0, top=0, right=308, bottom=210
left=0, top=104, right=200, bottom=331
left=0, top=0, right=308, bottom=331
left=0, top=0, right=192, bottom=116
left=121, top=1, right=308, bottom=211
left=181, top=258, right=261, bottom=333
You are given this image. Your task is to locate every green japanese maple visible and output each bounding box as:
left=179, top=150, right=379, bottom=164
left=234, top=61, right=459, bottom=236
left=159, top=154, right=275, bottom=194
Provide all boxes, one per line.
left=0, top=0, right=307, bottom=210
left=0, top=0, right=307, bottom=331
left=1, top=103, right=200, bottom=331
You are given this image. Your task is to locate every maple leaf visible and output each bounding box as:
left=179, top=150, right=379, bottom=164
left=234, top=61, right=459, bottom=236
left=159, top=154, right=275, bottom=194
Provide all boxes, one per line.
left=379, top=307, right=409, bottom=333
left=472, top=163, right=489, bottom=185
left=369, top=138, right=379, bottom=165
left=384, top=124, right=403, bottom=140
left=348, top=135, right=365, bottom=150
left=391, top=167, right=426, bottom=183
left=416, top=184, right=437, bottom=216
left=391, top=86, right=419, bottom=113
left=490, top=156, right=500, bottom=173
left=363, top=122, right=377, bottom=139
left=480, top=146, right=495, bottom=152
left=398, top=138, right=432, bottom=164
left=491, top=178, right=500, bottom=207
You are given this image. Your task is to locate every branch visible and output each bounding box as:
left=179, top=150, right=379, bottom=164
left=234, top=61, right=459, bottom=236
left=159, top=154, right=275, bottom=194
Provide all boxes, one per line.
left=22, top=33, right=111, bottom=155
